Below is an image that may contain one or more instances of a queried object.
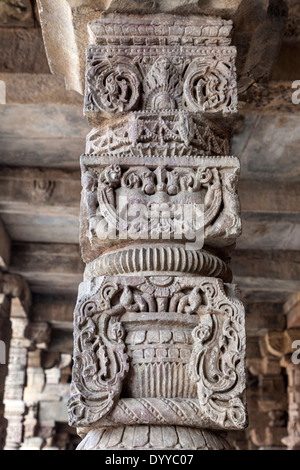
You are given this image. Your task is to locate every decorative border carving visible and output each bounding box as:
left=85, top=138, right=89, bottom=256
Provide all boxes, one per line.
left=88, top=15, right=233, bottom=46
left=85, top=49, right=237, bottom=116
left=68, top=280, right=129, bottom=426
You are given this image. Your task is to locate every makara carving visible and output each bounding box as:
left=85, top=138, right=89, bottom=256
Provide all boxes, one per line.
left=69, top=13, right=247, bottom=450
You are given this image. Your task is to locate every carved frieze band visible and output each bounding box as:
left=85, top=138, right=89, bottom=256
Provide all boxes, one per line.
left=77, top=425, right=231, bottom=450
left=68, top=275, right=246, bottom=431
left=85, top=16, right=237, bottom=118
left=85, top=52, right=237, bottom=116
left=80, top=157, right=241, bottom=256
left=88, top=16, right=233, bottom=46
left=86, top=113, right=231, bottom=156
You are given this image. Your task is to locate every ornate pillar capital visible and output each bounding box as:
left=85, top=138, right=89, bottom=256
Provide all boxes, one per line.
left=68, top=13, right=247, bottom=450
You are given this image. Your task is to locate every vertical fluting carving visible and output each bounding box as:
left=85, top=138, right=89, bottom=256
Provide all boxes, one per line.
left=69, top=14, right=247, bottom=450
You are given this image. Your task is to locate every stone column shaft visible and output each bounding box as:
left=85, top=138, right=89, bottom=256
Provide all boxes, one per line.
left=0, top=294, right=11, bottom=450
left=68, top=14, right=247, bottom=450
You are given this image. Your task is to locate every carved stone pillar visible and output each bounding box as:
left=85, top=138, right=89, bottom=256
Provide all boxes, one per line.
left=0, top=273, right=31, bottom=450
left=281, top=360, right=300, bottom=450
left=265, top=328, right=300, bottom=450
left=3, top=317, right=29, bottom=450
left=68, top=14, right=247, bottom=450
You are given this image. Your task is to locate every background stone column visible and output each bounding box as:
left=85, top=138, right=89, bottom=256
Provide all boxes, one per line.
left=3, top=316, right=29, bottom=450
left=265, top=325, right=300, bottom=450
left=0, top=294, right=11, bottom=449
left=0, top=273, right=31, bottom=450
left=68, top=14, right=247, bottom=450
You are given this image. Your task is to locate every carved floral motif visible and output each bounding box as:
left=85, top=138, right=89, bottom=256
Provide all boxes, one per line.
left=85, top=42, right=237, bottom=116
left=183, top=58, right=237, bottom=113
left=143, top=57, right=182, bottom=110
left=70, top=13, right=246, bottom=448
left=68, top=280, right=129, bottom=426
left=190, top=281, right=247, bottom=429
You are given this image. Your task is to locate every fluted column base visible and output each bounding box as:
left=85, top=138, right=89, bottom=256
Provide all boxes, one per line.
left=77, top=426, right=231, bottom=450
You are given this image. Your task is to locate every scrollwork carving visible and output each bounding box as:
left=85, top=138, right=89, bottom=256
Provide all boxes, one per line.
left=190, top=280, right=247, bottom=430
left=85, top=57, right=141, bottom=114
left=183, top=59, right=237, bottom=113
left=69, top=276, right=246, bottom=431
left=68, top=280, right=129, bottom=427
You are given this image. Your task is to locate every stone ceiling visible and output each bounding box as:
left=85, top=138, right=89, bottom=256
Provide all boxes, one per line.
left=1, top=0, right=300, bottom=451
left=0, top=0, right=300, bottom=340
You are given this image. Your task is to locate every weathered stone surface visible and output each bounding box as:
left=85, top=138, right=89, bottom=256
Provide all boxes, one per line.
left=233, top=114, right=300, bottom=182
left=31, top=295, right=75, bottom=328
left=239, top=82, right=300, bottom=115
left=0, top=28, right=49, bottom=73
left=0, top=73, right=82, bottom=105
left=237, top=217, right=300, bottom=251
left=284, top=292, right=300, bottom=328
left=232, top=251, right=300, bottom=290
left=0, top=105, right=88, bottom=168
left=245, top=303, right=286, bottom=337
left=0, top=0, right=34, bottom=28
left=1, top=213, right=80, bottom=244
left=0, top=217, right=10, bottom=269
left=0, top=272, right=31, bottom=314
left=9, top=243, right=84, bottom=295
left=77, top=426, right=231, bottom=450
left=234, top=0, right=287, bottom=93
left=0, top=167, right=81, bottom=216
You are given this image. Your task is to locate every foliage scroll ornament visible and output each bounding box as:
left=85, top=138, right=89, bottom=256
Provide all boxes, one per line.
left=69, top=276, right=246, bottom=430
left=143, top=57, right=183, bottom=110
left=85, top=58, right=142, bottom=114
left=183, top=59, right=237, bottom=113
left=189, top=280, right=247, bottom=429
left=68, top=280, right=129, bottom=426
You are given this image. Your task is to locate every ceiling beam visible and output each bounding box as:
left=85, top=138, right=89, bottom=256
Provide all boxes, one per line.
left=0, top=167, right=80, bottom=216
left=0, top=73, right=82, bottom=106
left=9, top=241, right=300, bottom=301
left=9, top=242, right=84, bottom=295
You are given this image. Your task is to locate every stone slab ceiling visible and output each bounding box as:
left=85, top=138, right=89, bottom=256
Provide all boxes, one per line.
left=0, top=0, right=300, bottom=318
